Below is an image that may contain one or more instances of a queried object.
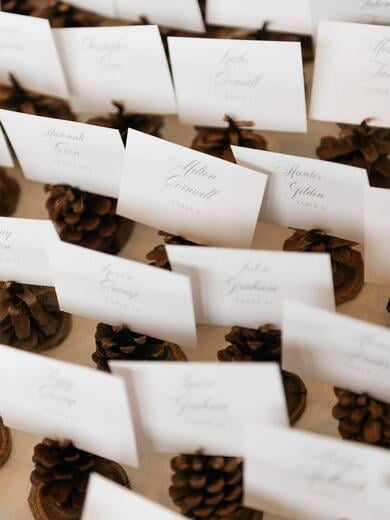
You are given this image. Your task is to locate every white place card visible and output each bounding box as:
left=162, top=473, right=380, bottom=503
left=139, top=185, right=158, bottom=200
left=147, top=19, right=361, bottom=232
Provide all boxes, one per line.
left=0, top=345, right=138, bottom=466
left=166, top=246, right=335, bottom=328
left=110, top=362, right=288, bottom=457
left=0, top=126, right=13, bottom=168
left=365, top=187, right=390, bottom=284
left=311, top=21, right=390, bottom=128
left=47, top=241, right=197, bottom=348
left=207, top=0, right=312, bottom=35
left=244, top=425, right=389, bottom=520
left=83, top=474, right=184, bottom=520
left=283, top=300, right=390, bottom=403
left=0, top=12, right=68, bottom=99
left=116, top=0, right=206, bottom=33
left=69, top=0, right=117, bottom=17
left=232, top=147, right=369, bottom=243
left=0, top=218, right=58, bottom=286
left=168, top=37, right=307, bottom=132
left=54, top=25, right=176, bottom=113
left=0, top=110, right=124, bottom=198
left=117, top=130, right=267, bottom=248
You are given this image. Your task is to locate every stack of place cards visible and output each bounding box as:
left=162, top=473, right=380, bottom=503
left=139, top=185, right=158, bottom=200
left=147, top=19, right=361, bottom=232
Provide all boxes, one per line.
left=83, top=474, right=184, bottom=520
left=110, top=362, right=288, bottom=456
left=47, top=240, right=197, bottom=348
left=0, top=127, right=13, bottom=168
left=117, top=130, right=267, bottom=248
left=166, top=246, right=335, bottom=328
left=53, top=25, right=176, bottom=113
left=0, top=111, right=124, bottom=197
left=0, top=345, right=138, bottom=466
left=244, top=425, right=390, bottom=520
left=0, top=12, right=68, bottom=99
left=311, top=21, right=390, bottom=128
left=168, top=37, right=307, bottom=132
left=232, top=148, right=369, bottom=242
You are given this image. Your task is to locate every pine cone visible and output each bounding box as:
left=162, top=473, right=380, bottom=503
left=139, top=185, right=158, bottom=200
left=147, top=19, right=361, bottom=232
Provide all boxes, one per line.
left=2, top=0, right=33, bottom=15
left=45, top=184, right=133, bottom=254
left=0, top=281, right=71, bottom=351
left=284, top=228, right=364, bottom=305
left=317, top=120, right=390, bottom=189
left=0, top=417, right=12, bottom=469
left=87, top=102, right=163, bottom=145
left=0, top=168, right=20, bottom=216
left=217, top=325, right=307, bottom=425
left=0, top=74, right=75, bottom=120
left=93, top=322, right=187, bottom=371
left=146, top=231, right=200, bottom=270
left=192, top=115, right=268, bottom=163
left=387, top=299, right=390, bottom=314
left=333, top=389, right=390, bottom=448
left=169, top=453, right=263, bottom=520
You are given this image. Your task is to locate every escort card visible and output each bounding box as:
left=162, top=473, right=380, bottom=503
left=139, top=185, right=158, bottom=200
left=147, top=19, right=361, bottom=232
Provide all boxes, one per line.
left=0, top=12, right=68, bottom=99
left=54, top=25, right=176, bottom=113
left=47, top=241, right=197, bottom=348
left=116, top=0, right=205, bottom=33
left=0, top=345, right=138, bottom=466
left=0, top=126, right=13, bottom=168
left=117, top=130, right=267, bottom=248
left=83, top=474, right=184, bottom=520
left=69, top=0, right=117, bottom=17
left=244, top=425, right=389, bottom=520
left=232, top=147, right=369, bottom=242
left=364, top=187, right=390, bottom=284
left=311, top=21, right=390, bottom=128
left=168, top=37, right=307, bottom=132
left=283, top=300, right=390, bottom=403
left=0, top=218, right=58, bottom=286
left=110, top=362, right=288, bottom=456
left=206, top=0, right=312, bottom=35
left=0, top=110, right=124, bottom=197
left=166, top=246, right=335, bottom=327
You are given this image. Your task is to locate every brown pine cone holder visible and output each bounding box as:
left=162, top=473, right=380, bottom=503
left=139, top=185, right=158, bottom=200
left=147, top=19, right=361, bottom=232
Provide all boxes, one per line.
left=284, top=228, right=364, bottom=306
left=0, top=418, right=12, bottom=469
left=0, top=168, right=20, bottom=216
left=146, top=231, right=200, bottom=270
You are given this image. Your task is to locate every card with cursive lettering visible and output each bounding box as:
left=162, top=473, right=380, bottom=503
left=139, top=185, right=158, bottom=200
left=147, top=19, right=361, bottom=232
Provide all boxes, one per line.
left=206, top=0, right=312, bottom=35
left=311, top=21, right=390, bottom=128
left=53, top=25, right=176, bottom=113
left=117, top=130, right=267, bottom=248
left=283, top=300, right=390, bottom=403
left=244, top=425, right=389, bottom=520
left=0, top=12, right=69, bottom=99
left=166, top=246, right=335, bottom=328
left=0, top=217, right=58, bottom=286
left=168, top=37, right=307, bottom=132
left=68, top=0, right=117, bottom=17
left=365, top=187, right=390, bottom=284
left=232, top=147, right=369, bottom=242
left=46, top=240, right=197, bottom=348
left=110, top=362, right=288, bottom=456
left=83, top=474, right=184, bottom=520
left=116, top=0, right=205, bottom=33
left=0, top=126, right=13, bottom=168
left=0, top=345, right=138, bottom=466
left=0, top=110, right=124, bottom=197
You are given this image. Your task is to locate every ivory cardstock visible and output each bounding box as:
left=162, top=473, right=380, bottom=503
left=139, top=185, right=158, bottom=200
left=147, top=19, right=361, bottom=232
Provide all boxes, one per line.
left=364, top=187, right=390, bottom=284
left=0, top=218, right=58, bottom=286
left=0, top=110, right=124, bottom=197
left=47, top=241, right=197, bottom=348
left=244, top=425, right=389, bottom=520
left=0, top=126, right=13, bottom=168
left=283, top=300, right=390, bottom=403
left=117, top=130, right=267, bottom=248
left=54, top=25, right=176, bottom=113
left=110, top=362, right=288, bottom=457
left=206, top=0, right=312, bottom=35
left=83, top=475, right=184, bottom=520
left=0, top=12, right=68, bottom=99
left=232, top=147, right=369, bottom=242
left=168, top=37, right=307, bottom=132
left=68, top=0, right=117, bottom=17
left=0, top=345, right=138, bottom=466
left=166, top=246, right=335, bottom=327
left=311, top=21, right=390, bottom=128
left=115, top=0, right=205, bottom=33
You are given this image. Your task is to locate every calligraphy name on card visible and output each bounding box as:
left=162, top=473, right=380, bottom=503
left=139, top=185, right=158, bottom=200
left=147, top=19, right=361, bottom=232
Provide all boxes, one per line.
left=117, top=130, right=267, bottom=248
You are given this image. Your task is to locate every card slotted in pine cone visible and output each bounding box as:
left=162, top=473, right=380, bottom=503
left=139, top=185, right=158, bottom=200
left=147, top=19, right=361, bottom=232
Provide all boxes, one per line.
left=146, top=231, right=200, bottom=271
left=0, top=168, right=20, bottom=217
